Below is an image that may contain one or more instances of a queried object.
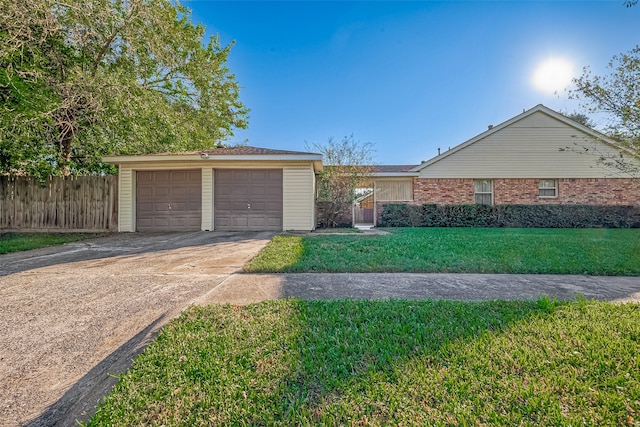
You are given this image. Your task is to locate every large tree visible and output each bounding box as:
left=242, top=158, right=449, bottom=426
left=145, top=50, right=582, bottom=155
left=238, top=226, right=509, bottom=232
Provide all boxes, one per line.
left=570, top=45, right=640, bottom=176
left=307, top=135, right=374, bottom=228
left=0, top=0, right=248, bottom=177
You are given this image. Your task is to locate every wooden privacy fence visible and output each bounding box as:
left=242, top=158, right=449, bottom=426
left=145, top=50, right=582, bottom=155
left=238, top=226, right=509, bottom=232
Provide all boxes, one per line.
left=0, top=176, right=118, bottom=231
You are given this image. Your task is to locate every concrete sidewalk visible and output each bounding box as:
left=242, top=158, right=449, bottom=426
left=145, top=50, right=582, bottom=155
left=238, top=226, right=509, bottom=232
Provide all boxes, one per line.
left=197, top=273, right=640, bottom=306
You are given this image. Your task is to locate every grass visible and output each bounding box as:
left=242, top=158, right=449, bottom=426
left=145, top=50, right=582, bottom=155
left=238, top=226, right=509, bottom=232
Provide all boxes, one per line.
left=0, top=232, right=102, bottom=254
left=245, top=228, right=640, bottom=275
left=86, top=298, right=640, bottom=426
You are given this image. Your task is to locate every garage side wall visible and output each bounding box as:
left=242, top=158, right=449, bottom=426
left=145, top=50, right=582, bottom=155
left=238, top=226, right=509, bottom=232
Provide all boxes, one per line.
left=202, top=168, right=213, bottom=231
left=118, top=167, right=135, bottom=232
left=283, top=165, right=315, bottom=231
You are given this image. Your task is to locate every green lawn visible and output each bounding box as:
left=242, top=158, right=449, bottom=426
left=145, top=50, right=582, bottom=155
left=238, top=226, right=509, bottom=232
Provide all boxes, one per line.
left=245, top=228, right=640, bottom=275
left=0, top=233, right=102, bottom=254
left=309, top=227, right=363, bottom=234
left=86, top=298, right=640, bottom=426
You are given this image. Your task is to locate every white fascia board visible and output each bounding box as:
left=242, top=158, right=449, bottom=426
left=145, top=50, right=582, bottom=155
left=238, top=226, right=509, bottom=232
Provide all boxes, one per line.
left=371, top=172, right=419, bottom=177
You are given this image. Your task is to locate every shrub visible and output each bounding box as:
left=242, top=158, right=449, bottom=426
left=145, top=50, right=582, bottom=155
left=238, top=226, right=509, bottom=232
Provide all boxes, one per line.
left=380, top=204, right=640, bottom=228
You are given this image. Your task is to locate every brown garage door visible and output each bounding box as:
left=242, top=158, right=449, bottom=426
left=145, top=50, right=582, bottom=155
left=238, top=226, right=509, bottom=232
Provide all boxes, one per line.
left=136, top=170, right=202, bottom=232
left=215, top=169, right=283, bottom=231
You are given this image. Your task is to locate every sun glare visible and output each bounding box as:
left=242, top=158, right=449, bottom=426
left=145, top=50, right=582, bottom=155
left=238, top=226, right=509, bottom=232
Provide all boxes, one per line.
left=532, top=57, right=574, bottom=95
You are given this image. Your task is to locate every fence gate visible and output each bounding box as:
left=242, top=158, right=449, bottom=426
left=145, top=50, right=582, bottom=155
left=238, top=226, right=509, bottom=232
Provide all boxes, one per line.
left=353, top=203, right=374, bottom=225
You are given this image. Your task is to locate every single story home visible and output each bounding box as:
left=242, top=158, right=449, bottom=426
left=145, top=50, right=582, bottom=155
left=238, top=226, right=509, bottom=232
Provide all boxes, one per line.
left=105, top=104, right=639, bottom=232
left=359, top=104, right=640, bottom=225
left=103, top=146, right=322, bottom=232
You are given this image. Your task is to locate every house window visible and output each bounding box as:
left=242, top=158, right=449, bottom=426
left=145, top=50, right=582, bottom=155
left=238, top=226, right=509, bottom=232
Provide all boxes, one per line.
left=474, top=179, right=493, bottom=205
left=539, top=179, right=558, bottom=197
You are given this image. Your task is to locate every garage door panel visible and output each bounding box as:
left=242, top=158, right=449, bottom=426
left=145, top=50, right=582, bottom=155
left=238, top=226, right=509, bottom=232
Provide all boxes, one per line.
left=187, top=187, right=201, bottom=197
left=152, top=217, right=170, bottom=228
left=267, top=201, right=281, bottom=211
left=153, top=171, right=170, bottom=182
left=232, top=216, right=249, bottom=227
left=137, top=187, right=154, bottom=197
left=216, top=187, right=232, bottom=196
left=137, top=218, right=153, bottom=228
left=187, top=217, right=201, bottom=227
left=187, top=200, right=202, bottom=210
left=249, top=171, right=267, bottom=180
left=170, top=217, right=190, bottom=227
left=215, top=201, right=232, bottom=211
left=170, top=171, right=188, bottom=182
left=137, top=201, right=153, bottom=211
left=136, top=170, right=202, bottom=232
left=169, top=201, right=188, bottom=212
left=248, top=217, right=266, bottom=227
left=171, top=187, right=187, bottom=196
left=137, top=174, right=151, bottom=184
left=214, top=169, right=283, bottom=231
left=217, top=186, right=247, bottom=197
left=233, top=187, right=250, bottom=196
left=148, top=203, right=169, bottom=215
left=251, top=186, right=267, bottom=196
left=215, top=217, right=231, bottom=227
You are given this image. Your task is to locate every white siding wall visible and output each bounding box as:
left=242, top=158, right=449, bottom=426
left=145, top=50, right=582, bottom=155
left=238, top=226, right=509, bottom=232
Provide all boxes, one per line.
left=201, top=168, right=213, bottom=231
left=118, top=167, right=135, bottom=232
left=283, top=165, right=315, bottom=231
left=420, top=112, right=637, bottom=178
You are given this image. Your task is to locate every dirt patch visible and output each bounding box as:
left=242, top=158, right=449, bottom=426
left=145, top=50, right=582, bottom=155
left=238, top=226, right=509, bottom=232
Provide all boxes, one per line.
left=0, top=232, right=272, bottom=427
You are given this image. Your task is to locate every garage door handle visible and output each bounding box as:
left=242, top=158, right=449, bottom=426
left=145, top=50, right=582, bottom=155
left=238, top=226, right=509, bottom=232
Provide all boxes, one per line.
left=247, top=203, right=251, bottom=209
left=168, top=203, right=172, bottom=210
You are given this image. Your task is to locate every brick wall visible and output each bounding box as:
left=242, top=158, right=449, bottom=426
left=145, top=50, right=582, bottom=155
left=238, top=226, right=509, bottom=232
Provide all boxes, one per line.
left=413, top=178, right=640, bottom=206
left=413, top=178, right=475, bottom=204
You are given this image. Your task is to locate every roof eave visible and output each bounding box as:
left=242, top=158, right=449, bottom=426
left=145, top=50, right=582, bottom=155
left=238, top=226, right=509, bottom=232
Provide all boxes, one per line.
left=103, top=153, right=324, bottom=164
left=371, top=172, right=419, bottom=177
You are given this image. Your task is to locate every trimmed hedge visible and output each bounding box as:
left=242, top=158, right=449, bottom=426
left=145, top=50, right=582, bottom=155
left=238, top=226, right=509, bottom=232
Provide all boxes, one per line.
left=380, top=204, right=640, bottom=228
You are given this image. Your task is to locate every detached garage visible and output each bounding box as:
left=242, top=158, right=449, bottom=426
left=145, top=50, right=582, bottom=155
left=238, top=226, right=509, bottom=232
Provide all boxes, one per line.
left=103, top=146, right=322, bottom=232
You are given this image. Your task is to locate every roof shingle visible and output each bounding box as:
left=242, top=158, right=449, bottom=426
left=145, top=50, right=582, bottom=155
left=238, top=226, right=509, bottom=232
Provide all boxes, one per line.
left=198, top=145, right=320, bottom=156
left=368, top=165, right=419, bottom=173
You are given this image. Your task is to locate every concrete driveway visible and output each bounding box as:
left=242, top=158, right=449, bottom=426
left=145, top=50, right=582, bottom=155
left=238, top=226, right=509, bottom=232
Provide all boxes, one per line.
left=0, top=232, right=273, bottom=427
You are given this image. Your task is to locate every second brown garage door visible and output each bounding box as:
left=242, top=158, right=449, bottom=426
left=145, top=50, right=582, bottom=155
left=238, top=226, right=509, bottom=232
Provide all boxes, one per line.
left=214, top=169, right=283, bottom=231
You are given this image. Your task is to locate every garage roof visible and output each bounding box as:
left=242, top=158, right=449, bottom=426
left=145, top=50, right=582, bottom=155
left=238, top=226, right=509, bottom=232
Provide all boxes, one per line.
left=103, top=145, right=323, bottom=171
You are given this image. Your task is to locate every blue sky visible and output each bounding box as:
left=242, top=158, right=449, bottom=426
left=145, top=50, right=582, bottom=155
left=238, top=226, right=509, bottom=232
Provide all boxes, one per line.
left=188, top=1, right=640, bottom=164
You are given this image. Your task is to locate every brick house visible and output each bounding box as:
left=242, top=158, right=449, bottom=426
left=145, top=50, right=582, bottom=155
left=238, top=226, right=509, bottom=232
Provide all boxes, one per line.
left=356, top=104, right=640, bottom=226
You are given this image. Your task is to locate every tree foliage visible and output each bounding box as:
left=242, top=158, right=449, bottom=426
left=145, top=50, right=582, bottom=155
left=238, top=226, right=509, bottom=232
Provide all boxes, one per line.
left=307, top=135, right=374, bottom=228
left=562, top=111, right=595, bottom=129
left=0, top=0, right=248, bottom=177
left=570, top=45, right=640, bottom=176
